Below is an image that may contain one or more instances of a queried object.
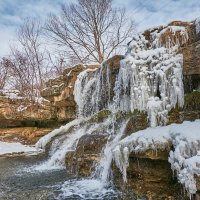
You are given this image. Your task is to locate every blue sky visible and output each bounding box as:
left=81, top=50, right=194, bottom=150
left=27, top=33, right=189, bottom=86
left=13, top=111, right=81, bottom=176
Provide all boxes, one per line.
left=0, top=0, right=200, bottom=57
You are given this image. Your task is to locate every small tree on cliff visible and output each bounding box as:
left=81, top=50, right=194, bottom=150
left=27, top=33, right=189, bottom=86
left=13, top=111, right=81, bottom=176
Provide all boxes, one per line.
left=45, top=0, right=135, bottom=64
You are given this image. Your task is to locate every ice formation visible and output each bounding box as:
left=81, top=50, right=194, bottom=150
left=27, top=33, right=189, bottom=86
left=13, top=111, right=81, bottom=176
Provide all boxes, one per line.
left=151, top=25, right=189, bottom=48
left=113, top=120, right=200, bottom=196
left=74, top=27, right=185, bottom=127
left=113, top=33, right=184, bottom=127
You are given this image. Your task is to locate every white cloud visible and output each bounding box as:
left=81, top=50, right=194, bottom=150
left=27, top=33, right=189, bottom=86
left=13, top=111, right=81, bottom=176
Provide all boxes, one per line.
left=113, top=0, right=200, bottom=31
left=0, top=0, right=200, bottom=57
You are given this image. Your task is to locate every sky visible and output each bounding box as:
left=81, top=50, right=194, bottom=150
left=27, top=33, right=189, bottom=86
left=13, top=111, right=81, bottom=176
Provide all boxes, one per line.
left=0, top=0, right=200, bottom=57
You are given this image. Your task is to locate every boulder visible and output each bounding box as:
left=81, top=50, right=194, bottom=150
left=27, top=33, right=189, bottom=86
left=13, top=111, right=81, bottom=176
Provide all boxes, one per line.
left=65, top=134, right=109, bottom=177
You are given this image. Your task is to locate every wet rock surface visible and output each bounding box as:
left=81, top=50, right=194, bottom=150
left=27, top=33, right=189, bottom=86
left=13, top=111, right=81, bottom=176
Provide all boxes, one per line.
left=65, top=134, right=109, bottom=177
left=112, top=150, right=188, bottom=200
left=0, top=127, right=52, bottom=145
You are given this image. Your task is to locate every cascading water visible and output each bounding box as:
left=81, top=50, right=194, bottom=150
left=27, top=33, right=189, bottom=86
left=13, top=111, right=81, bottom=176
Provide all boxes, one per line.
left=73, top=61, right=114, bottom=118
left=34, top=118, right=85, bottom=170
left=57, top=114, right=127, bottom=200
left=94, top=118, right=128, bottom=183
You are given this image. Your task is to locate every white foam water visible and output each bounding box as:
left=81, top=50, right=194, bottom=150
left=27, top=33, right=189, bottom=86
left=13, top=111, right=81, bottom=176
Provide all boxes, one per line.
left=35, top=127, right=87, bottom=170
left=94, top=118, right=128, bottom=183
left=33, top=117, right=114, bottom=171
left=57, top=179, right=118, bottom=200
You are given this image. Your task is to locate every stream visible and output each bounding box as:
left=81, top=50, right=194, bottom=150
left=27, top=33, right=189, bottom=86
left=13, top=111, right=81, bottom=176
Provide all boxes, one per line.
left=0, top=155, right=120, bottom=200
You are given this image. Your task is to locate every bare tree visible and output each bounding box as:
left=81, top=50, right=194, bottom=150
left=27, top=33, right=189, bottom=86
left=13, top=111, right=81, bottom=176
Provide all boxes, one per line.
left=17, top=18, right=45, bottom=88
left=4, top=18, right=48, bottom=98
left=46, top=0, right=135, bottom=64
left=0, top=58, right=9, bottom=90
left=5, top=51, right=36, bottom=97
left=47, top=51, right=68, bottom=76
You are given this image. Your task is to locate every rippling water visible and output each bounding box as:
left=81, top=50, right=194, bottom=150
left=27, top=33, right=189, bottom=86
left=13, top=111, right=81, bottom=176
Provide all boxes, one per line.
left=0, top=156, right=123, bottom=200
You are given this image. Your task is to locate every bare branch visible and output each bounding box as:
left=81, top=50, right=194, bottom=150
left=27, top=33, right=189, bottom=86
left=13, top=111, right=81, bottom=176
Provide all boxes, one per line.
left=45, top=0, right=135, bottom=64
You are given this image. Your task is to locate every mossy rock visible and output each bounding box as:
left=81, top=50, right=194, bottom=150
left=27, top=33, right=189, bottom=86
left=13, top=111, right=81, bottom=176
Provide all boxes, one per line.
left=169, top=91, right=200, bottom=115
left=168, top=91, right=200, bottom=124
left=115, top=109, right=146, bottom=121
left=89, top=109, right=112, bottom=123
left=184, top=91, right=200, bottom=111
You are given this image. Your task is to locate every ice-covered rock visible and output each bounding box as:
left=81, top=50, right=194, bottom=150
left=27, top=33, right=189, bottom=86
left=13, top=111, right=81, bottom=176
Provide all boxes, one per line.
left=113, top=120, right=200, bottom=197
left=113, top=33, right=184, bottom=127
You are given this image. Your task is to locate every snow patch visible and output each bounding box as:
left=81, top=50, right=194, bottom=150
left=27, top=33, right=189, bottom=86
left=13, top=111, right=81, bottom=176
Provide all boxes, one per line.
left=0, top=89, right=23, bottom=100
left=151, top=25, right=189, bottom=48
left=0, top=141, right=37, bottom=156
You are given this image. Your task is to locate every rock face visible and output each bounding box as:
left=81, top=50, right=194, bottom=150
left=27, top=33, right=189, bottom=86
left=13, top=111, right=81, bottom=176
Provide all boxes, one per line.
left=112, top=150, right=186, bottom=200
left=168, top=91, right=200, bottom=124
left=0, top=127, right=52, bottom=145
left=41, top=64, right=99, bottom=122
left=0, top=95, right=54, bottom=128
left=112, top=91, right=200, bottom=200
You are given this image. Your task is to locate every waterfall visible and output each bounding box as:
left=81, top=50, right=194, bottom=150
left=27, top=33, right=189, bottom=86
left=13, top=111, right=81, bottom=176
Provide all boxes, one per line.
left=34, top=28, right=186, bottom=198
left=94, top=118, right=128, bottom=183
left=35, top=117, right=114, bottom=171
left=73, top=62, right=113, bottom=118
left=74, top=34, right=184, bottom=127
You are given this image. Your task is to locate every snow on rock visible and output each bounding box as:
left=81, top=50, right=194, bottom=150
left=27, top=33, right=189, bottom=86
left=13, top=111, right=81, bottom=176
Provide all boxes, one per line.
left=150, top=25, right=189, bottom=48
left=0, top=89, right=23, bottom=100
left=195, top=17, right=200, bottom=34
left=113, top=120, right=200, bottom=196
left=0, top=141, right=37, bottom=156
left=16, top=105, right=28, bottom=112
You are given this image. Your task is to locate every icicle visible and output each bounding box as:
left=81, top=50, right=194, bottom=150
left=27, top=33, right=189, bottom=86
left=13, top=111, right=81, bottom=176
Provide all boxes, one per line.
left=113, top=120, right=200, bottom=197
